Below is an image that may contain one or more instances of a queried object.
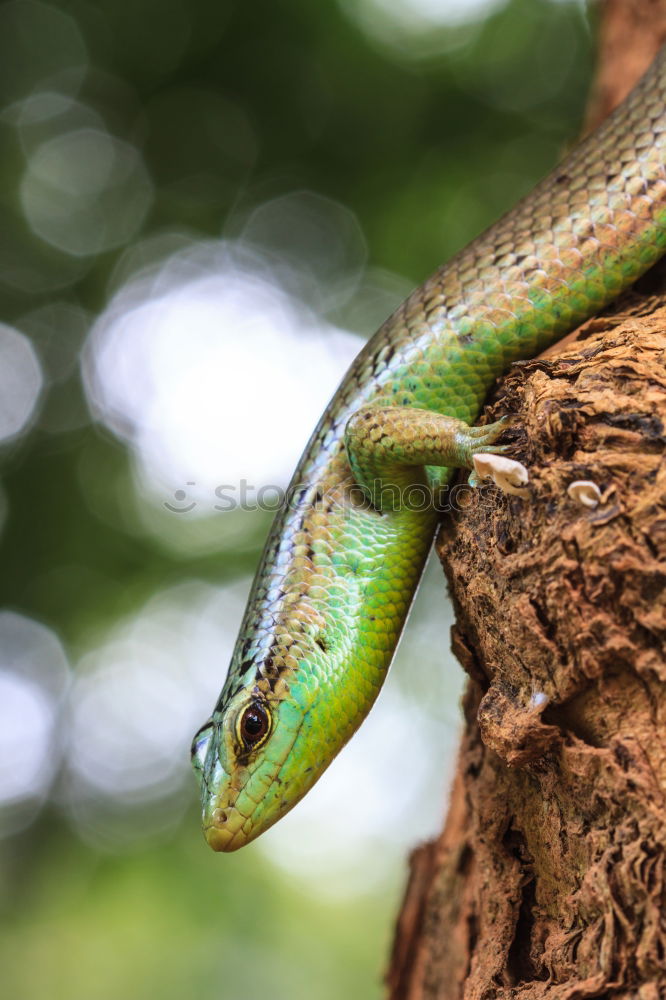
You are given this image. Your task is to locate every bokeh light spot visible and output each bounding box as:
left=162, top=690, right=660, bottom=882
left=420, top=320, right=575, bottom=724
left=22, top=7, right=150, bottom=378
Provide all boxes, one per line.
left=20, top=128, right=154, bottom=257
left=0, top=611, right=70, bottom=834
left=344, top=0, right=502, bottom=33
left=0, top=674, right=54, bottom=805
left=83, top=239, right=363, bottom=501
left=239, top=191, right=367, bottom=313
left=0, top=323, right=43, bottom=443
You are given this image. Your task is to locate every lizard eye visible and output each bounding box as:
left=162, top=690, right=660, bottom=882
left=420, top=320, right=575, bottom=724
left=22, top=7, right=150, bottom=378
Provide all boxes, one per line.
left=238, top=702, right=270, bottom=749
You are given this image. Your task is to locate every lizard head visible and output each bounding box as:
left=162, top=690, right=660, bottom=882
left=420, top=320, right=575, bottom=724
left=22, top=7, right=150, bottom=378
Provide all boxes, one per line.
left=190, top=624, right=364, bottom=852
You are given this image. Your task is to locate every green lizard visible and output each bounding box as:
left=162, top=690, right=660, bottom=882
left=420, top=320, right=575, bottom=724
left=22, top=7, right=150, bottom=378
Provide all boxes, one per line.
left=192, top=48, right=666, bottom=851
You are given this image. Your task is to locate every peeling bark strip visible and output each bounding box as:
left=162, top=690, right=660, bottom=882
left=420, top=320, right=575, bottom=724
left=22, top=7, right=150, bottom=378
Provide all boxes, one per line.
left=387, top=279, right=666, bottom=999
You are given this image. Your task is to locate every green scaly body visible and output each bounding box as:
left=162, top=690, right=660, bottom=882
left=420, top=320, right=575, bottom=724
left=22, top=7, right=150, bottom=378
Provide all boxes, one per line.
left=192, top=49, right=666, bottom=851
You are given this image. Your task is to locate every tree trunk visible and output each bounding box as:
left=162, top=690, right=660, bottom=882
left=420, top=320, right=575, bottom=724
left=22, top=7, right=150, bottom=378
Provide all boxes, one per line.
left=387, top=7, right=666, bottom=998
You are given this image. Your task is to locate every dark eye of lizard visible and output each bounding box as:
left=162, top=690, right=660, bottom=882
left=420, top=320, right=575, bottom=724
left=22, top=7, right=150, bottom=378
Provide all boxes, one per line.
left=238, top=702, right=270, bottom=748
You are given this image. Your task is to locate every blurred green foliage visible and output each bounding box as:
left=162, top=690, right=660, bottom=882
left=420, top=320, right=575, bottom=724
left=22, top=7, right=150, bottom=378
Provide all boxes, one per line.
left=0, top=1, right=594, bottom=997
left=3, top=814, right=392, bottom=1000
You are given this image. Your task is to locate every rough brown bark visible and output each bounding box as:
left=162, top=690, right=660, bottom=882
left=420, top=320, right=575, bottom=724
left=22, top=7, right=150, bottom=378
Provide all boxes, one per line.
left=387, top=7, right=666, bottom=998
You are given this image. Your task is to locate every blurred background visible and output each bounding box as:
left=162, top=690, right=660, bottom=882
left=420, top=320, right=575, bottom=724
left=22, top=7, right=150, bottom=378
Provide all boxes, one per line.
left=0, top=0, right=594, bottom=997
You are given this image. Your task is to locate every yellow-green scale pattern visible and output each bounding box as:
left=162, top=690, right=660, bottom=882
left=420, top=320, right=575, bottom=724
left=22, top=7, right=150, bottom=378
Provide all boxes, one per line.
left=193, top=48, right=666, bottom=851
